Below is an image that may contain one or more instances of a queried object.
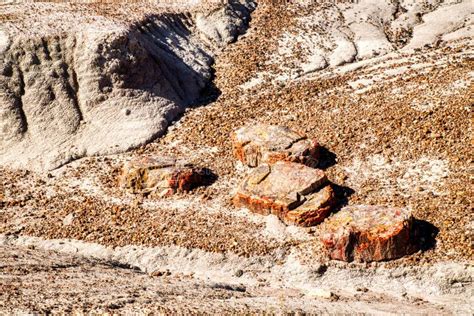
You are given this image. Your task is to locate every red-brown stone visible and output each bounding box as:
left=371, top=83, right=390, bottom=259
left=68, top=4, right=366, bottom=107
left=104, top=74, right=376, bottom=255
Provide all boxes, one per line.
left=233, top=161, right=335, bottom=226
left=284, top=185, right=336, bottom=227
left=232, top=124, right=320, bottom=168
left=119, top=156, right=204, bottom=196
left=320, top=205, right=417, bottom=262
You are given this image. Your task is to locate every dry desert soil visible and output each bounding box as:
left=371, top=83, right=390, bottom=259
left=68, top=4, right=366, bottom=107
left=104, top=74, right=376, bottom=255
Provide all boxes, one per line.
left=0, top=0, right=473, bottom=314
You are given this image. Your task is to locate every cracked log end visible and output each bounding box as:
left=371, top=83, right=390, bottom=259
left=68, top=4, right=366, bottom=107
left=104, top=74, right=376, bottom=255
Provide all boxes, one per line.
left=119, top=156, right=204, bottom=196
left=233, top=161, right=334, bottom=226
left=283, top=185, right=335, bottom=227
left=232, top=124, right=320, bottom=168
left=320, top=205, right=417, bottom=262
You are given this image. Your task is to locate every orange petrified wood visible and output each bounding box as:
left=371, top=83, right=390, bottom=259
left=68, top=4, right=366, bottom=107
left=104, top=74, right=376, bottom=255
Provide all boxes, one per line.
left=320, top=205, right=417, bottom=262
left=233, top=161, right=335, bottom=227
left=119, top=156, right=205, bottom=196
left=232, top=124, right=320, bottom=168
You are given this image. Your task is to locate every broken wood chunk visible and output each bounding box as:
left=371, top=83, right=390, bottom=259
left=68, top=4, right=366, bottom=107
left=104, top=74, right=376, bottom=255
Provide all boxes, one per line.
left=232, top=124, right=320, bottom=168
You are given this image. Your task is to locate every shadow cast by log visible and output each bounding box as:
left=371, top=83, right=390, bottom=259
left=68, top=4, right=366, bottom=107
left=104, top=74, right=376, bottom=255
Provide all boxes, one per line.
left=412, top=219, right=439, bottom=252
left=317, top=146, right=337, bottom=170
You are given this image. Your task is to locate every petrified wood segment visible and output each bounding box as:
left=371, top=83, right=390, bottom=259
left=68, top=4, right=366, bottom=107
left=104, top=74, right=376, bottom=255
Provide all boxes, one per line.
left=321, top=205, right=417, bottom=262
left=284, top=185, right=336, bottom=227
left=232, top=124, right=320, bottom=168
left=233, top=161, right=334, bottom=226
left=119, top=156, right=204, bottom=196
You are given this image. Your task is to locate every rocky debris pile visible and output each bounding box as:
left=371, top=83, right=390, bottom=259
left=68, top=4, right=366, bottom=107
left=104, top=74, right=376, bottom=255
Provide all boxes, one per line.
left=232, top=124, right=320, bottom=168
left=119, top=156, right=206, bottom=196
left=321, top=205, right=417, bottom=262
left=233, top=161, right=335, bottom=227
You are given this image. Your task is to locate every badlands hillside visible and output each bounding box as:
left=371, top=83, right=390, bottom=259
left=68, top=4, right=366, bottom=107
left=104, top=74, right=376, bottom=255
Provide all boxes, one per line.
left=1, top=0, right=473, bottom=314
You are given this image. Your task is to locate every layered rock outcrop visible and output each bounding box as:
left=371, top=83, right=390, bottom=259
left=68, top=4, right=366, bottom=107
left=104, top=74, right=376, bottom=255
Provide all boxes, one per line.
left=0, top=1, right=254, bottom=170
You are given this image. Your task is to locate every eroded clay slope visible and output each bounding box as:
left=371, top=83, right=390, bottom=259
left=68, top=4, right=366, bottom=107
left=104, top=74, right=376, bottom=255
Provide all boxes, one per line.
left=233, top=0, right=473, bottom=86
left=0, top=1, right=254, bottom=170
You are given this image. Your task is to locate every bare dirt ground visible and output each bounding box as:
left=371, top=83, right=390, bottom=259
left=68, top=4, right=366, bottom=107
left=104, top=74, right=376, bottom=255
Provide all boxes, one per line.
left=1, top=0, right=473, bottom=314
left=2, top=244, right=467, bottom=314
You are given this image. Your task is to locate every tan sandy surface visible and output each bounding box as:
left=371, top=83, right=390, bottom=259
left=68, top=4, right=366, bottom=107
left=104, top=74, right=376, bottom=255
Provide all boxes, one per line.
left=1, top=1, right=473, bottom=314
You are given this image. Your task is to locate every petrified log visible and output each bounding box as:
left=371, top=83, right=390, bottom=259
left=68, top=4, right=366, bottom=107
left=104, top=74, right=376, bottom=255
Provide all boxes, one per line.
left=233, top=161, right=335, bottom=226
left=232, top=124, right=320, bottom=168
left=284, top=185, right=335, bottom=227
left=119, top=156, right=204, bottom=196
left=320, top=205, right=417, bottom=262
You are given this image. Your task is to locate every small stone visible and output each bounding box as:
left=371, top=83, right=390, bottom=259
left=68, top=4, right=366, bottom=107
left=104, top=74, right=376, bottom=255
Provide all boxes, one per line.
left=314, top=263, right=328, bottom=275
left=62, top=213, right=74, bottom=226
left=234, top=269, right=244, bottom=277
left=232, top=124, right=320, bottom=168
left=150, top=270, right=164, bottom=277
left=306, top=288, right=334, bottom=299
left=118, top=156, right=207, bottom=196
left=233, top=161, right=335, bottom=226
left=321, top=205, right=417, bottom=262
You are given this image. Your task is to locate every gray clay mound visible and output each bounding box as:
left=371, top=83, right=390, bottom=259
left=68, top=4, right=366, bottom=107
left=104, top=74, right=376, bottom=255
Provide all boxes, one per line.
left=0, top=1, right=254, bottom=170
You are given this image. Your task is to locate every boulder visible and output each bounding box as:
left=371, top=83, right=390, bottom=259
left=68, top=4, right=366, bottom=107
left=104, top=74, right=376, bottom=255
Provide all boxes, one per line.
left=320, top=205, right=417, bottom=262
left=233, top=161, right=335, bottom=226
left=119, top=156, right=205, bottom=196
left=232, top=124, right=320, bottom=168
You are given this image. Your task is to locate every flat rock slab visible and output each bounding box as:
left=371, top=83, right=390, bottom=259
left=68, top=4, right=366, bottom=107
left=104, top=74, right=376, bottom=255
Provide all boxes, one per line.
left=233, top=161, right=335, bottom=226
left=232, top=124, right=320, bottom=168
left=119, top=156, right=205, bottom=196
left=321, top=205, right=416, bottom=262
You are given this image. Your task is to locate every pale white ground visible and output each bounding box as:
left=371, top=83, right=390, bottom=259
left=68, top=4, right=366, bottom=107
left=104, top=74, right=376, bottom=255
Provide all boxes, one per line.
left=239, top=0, right=473, bottom=88
left=1, top=235, right=473, bottom=314
left=343, top=155, right=450, bottom=197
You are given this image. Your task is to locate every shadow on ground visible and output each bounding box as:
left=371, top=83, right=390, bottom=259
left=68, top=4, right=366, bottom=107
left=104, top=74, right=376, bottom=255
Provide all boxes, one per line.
left=412, top=219, right=439, bottom=252
left=317, top=146, right=337, bottom=170
left=331, top=183, right=355, bottom=212
left=197, top=167, right=219, bottom=188
left=317, top=146, right=355, bottom=212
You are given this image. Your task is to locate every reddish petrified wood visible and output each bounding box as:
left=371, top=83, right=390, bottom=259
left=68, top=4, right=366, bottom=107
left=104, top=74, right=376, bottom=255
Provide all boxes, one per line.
left=284, top=185, right=336, bottom=227
left=119, top=156, right=204, bottom=196
left=320, top=205, right=417, bottom=262
left=233, top=161, right=335, bottom=226
left=232, top=124, right=320, bottom=168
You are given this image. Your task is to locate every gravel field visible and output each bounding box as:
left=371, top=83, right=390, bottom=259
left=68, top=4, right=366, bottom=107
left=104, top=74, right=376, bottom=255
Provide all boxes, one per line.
left=1, top=0, right=473, bottom=313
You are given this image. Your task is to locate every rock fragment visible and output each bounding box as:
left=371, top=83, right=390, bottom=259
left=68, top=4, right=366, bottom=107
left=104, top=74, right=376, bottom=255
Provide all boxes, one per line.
left=62, top=213, right=74, bottom=226
left=233, top=161, right=334, bottom=226
left=306, top=288, right=336, bottom=299
left=284, top=185, right=335, bottom=227
left=232, top=124, right=320, bottom=168
left=321, top=205, right=417, bottom=262
left=119, top=156, right=205, bottom=196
